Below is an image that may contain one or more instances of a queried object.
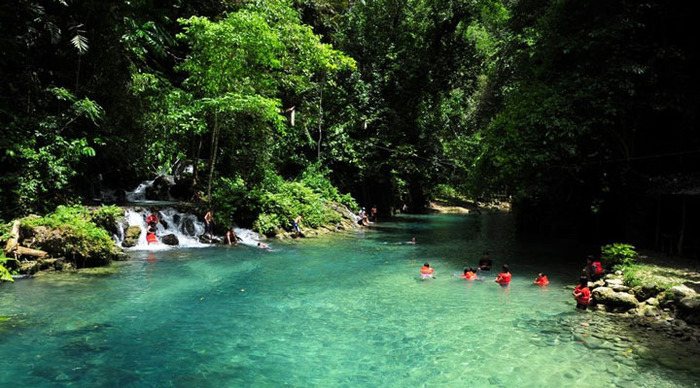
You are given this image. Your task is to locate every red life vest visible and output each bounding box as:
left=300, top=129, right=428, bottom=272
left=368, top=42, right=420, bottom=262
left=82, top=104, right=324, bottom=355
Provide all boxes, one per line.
left=496, top=272, right=511, bottom=285
left=462, top=271, right=477, bottom=280
left=421, top=266, right=434, bottom=275
left=146, top=232, right=158, bottom=243
left=574, top=285, right=591, bottom=304
left=592, top=262, right=603, bottom=275
left=146, top=215, right=158, bottom=225
left=534, top=275, right=549, bottom=286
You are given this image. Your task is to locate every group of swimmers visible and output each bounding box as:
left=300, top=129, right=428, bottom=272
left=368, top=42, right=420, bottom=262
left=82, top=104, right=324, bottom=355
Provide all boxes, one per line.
left=418, top=250, right=601, bottom=311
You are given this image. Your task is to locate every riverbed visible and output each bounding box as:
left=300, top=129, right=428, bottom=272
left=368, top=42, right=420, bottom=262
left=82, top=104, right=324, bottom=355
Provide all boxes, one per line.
left=1, top=214, right=698, bottom=386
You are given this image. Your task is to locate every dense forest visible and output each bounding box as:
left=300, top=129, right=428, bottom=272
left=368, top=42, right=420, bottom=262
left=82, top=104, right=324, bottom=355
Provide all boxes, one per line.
left=1, top=0, right=698, bottom=254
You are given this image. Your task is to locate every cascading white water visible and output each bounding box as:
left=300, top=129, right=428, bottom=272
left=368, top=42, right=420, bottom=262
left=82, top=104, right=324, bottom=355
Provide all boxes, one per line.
left=125, top=180, right=154, bottom=202
left=233, top=227, right=263, bottom=247
left=116, top=207, right=264, bottom=250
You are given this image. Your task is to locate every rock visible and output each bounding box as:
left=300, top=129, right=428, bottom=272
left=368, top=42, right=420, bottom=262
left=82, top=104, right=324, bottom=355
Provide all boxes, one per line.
left=611, top=285, right=630, bottom=292
left=676, top=296, right=700, bottom=324
left=592, top=287, right=615, bottom=302
left=645, top=297, right=658, bottom=306
left=161, top=234, right=179, bottom=246
left=667, top=285, right=696, bottom=301
left=145, top=175, right=174, bottom=201
left=635, top=284, right=664, bottom=300
left=642, top=305, right=661, bottom=317
left=122, top=226, right=142, bottom=248
left=606, top=278, right=624, bottom=287
left=590, top=279, right=606, bottom=288
left=593, top=287, right=640, bottom=311
left=199, top=234, right=221, bottom=244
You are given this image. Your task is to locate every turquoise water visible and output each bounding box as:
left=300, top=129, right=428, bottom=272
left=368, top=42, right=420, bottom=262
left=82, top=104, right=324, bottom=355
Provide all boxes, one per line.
left=1, top=214, right=698, bottom=387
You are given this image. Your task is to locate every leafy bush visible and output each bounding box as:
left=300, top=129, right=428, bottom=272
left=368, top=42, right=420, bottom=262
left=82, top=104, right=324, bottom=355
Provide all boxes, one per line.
left=0, top=252, right=14, bottom=283
left=214, top=168, right=356, bottom=236
left=20, top=205, right=118, bottom=267
left=90, top=205, right=125, bottom=235
left=601, top=243, right=638, bottom=268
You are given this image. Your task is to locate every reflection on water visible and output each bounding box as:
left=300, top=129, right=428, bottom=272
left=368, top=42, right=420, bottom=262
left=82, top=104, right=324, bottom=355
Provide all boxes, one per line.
left=0, top=214, right=698, bottom=387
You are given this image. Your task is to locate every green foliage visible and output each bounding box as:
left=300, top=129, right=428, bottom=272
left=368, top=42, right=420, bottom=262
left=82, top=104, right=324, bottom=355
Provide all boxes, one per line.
left=253, top=174, right=341, bottom=235
left=601, top=243, right=638, bottom=268
left=90, top=205, right=125, bottom=233
left=0, top=252, right=14, bottom=283
left=20, top=206, right=118, bottom=267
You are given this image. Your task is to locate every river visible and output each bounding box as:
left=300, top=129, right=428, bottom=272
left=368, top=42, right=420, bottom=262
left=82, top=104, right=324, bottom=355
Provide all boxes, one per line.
left=1, top=214, right=698, bottom=387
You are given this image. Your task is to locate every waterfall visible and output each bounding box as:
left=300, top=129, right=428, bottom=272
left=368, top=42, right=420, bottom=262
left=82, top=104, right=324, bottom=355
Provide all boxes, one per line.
left=116, top=207, right=263, bottom=250
left=125, top=180, right=154, bottom=202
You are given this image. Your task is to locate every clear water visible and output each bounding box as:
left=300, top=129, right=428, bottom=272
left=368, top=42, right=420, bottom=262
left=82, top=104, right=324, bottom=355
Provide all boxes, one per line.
left=1, top=214, right=698, bottom=387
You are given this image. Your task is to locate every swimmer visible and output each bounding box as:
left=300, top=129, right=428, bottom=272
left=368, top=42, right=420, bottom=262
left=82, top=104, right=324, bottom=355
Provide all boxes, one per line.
left=420, top=263, right=435, bottom=279
left=533, top=272, right=549, bottom=286
left=461, top=268, right=478, bottom=280
left=495, top=265, right=511, bottom=286
left=573, top=276, right=591, bottom=310
left=257, top=242, right=270, bottom=249
left=478, top=251, right=492, bottom=271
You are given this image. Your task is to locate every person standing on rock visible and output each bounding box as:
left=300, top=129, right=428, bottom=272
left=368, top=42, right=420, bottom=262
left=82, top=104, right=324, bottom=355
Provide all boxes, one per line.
left=583, top=255, right=604, bottom=281
left=573, top=276, right=591, bottom=310
left=293, top=214, right=303, bottom=237
left=204, top=210, right=214, bottom=240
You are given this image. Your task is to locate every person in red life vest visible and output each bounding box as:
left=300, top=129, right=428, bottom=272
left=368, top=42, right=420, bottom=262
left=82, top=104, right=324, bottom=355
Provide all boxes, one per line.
left=146, top=212, right=159, bottom=244
left=533, top=272, right=549, bottom=286
left=462, top=268, right=478, bottom=280
left=420, top=263, right=435, bottom=279
left=583, top=255, right=604, bottom=281
left=494, top=265, right=511, bottom=286
left=573, top=276, right=591, bottom=310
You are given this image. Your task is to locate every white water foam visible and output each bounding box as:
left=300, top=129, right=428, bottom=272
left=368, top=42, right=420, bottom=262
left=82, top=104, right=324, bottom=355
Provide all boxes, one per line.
left=116, top=207, right=263, bottom=250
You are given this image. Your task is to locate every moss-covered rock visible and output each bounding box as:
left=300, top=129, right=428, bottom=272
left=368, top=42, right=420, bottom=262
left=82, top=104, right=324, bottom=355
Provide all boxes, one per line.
left=18, top=205, right=121, bottom=268
left=122, top=226, right=142, bottom=248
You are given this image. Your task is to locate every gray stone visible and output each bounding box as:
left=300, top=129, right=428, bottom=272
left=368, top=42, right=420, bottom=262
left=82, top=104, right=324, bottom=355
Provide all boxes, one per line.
left=122, top=225, right=142, bottom=248
left=667, top=285, right=696, bottom=301
left=161, top=234, right=179, bottom=246
left=606, top=278, right=624, bottom=286
left=676, top=297, right=700, bottom=324
left=594, top=287, right=640, bottom=311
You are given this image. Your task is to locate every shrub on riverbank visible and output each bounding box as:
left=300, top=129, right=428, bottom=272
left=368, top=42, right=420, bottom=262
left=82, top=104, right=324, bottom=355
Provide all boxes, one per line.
left=19, top=205, right=120, bottom=267
left=212, top=167, right=357, bottom=236
left=602, top=243, right=638, bottom=268
left=0, top=252, right=13, bottom=282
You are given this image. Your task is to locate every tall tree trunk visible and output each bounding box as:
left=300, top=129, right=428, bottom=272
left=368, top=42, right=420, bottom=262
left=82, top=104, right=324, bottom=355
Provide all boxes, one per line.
left=207, top=112, right=220, bottom=202
left=317, top=80, right=324, bottom=162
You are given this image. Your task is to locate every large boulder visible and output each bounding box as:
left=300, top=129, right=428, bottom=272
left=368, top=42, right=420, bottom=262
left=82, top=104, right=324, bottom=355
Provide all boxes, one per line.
left=592, top=287, right=640, bottom=311
left=667, top=285, right=696, bottom=301
left=122, top=226, right=142, bottom=248
left=676, top=297, right=700, bottom=325
left=592, top=286, right=615, bottom=303
left=161, top=234, right=179, bottom=246
left=634, top=284, right=665, bottom=301
left=145, top=175, right=174, bottom=201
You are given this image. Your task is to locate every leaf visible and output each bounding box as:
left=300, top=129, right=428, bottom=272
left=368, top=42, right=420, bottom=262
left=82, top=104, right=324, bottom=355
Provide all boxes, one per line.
left=70, top=33, right=89, bottom=55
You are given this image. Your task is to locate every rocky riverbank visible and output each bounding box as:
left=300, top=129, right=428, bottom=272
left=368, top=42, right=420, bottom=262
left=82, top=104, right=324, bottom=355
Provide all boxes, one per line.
left=1, top=202, right=361, bottom=279
left=587, top=253, right=700, bottom=345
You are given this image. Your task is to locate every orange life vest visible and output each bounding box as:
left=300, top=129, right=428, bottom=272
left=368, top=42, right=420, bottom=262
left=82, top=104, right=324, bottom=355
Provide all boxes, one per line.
left=496, top=272, right=511, bottom=285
